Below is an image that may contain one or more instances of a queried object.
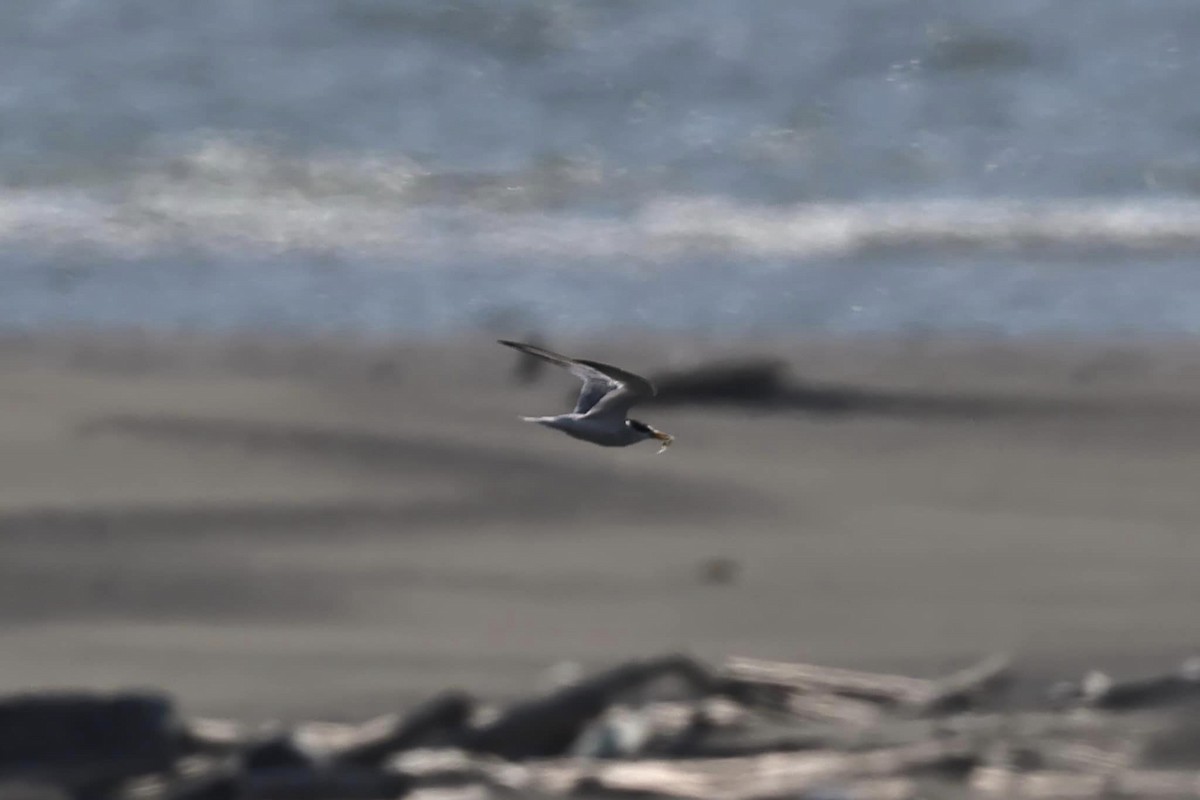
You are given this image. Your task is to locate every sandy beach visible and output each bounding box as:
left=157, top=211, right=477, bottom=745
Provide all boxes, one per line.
left=1, top=330, right=1199, bottom=724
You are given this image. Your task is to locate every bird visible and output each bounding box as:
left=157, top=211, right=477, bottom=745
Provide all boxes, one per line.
left=498, top=339, right=674, bottom=453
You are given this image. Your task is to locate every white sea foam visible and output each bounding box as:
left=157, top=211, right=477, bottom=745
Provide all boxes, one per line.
left=3, top=183, right=1200, bottom=265
left=0, top=139, right=1193, bottom=264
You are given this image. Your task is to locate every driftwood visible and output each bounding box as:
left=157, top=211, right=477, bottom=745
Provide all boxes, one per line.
left=1050, top=659, right=1200, bottom=711
left=122, top=763, right=412, bottom=800
left=20, top=653, right=1200, bottom=800
left=332, top=692, right=475, bottom=767
left=179, top=718, right=262, bottom=754
left=1030, top=740, right=1141, bottom=774
left=724, top=653, right=1013, bottom=717
left=0, top=691, right=180, bottom=799
left=784, top=693, right=886, bottom=728
left=971, top=766, right=1200, bottom=798
left=908, top=653, right=1014, bottom=714
left=478, top=738, right=974, bottom=800
left=723, top=656, right=934, bottom=707
left=459, top=654, right=716, bottom=761
left=240, top=766, right=411, bottom=800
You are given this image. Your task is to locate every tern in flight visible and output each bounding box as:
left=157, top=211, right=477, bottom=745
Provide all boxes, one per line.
left=498, top=340, right=674, bottom=453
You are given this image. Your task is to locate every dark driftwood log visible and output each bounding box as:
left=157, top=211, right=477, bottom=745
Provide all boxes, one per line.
left=908, top=653, right=1014, bottom=715
left=240, top=767, right=411, bottom=800
left=1080, top=667, right=1200, bottom=711
left=332, top=692, right=475, bottom=767
left=239, top=736, right=314, bottom=771
left=0, top=691, right=180, bottom=798
left=461, top=655, right=717, bottom=761
left=569, top=697, right=753, bottom=759
left=134, top=764, right=412, bottom=800
left=149, top=768, right=241, bottom=800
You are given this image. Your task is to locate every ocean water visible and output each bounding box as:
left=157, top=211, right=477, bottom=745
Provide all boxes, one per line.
left=4, top=0, right=1200, bottom=337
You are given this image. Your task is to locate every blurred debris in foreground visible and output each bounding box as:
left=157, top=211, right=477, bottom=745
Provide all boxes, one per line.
left=8, top=653, right=1200, bottom=799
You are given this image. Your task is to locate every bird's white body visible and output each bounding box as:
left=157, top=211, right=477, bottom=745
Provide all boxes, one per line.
left=521, top=414, right=650, bottom=447
left=498, top=339, right=674, bottom=453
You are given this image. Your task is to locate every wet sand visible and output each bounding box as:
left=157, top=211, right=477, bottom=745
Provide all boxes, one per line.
left=1, top=331, right=1199, bottom=723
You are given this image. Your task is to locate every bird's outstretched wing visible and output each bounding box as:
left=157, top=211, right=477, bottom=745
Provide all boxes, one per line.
left=572, top=356, right=656, bottom=419
left=498, top=340, right=656, bottom=415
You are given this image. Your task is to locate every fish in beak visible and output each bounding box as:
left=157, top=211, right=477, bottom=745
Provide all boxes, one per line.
left=651, top=429, right=674, bottom=454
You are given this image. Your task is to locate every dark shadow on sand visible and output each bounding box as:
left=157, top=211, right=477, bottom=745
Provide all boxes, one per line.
left=638, top=358, right=1200, bottom=421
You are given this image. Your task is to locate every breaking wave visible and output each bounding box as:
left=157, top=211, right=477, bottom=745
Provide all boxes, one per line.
left=5, top=140, right=1200, bottom=266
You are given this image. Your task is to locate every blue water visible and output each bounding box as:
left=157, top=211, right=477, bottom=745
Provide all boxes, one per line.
left=4, top=0, right=1200, bottom=337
